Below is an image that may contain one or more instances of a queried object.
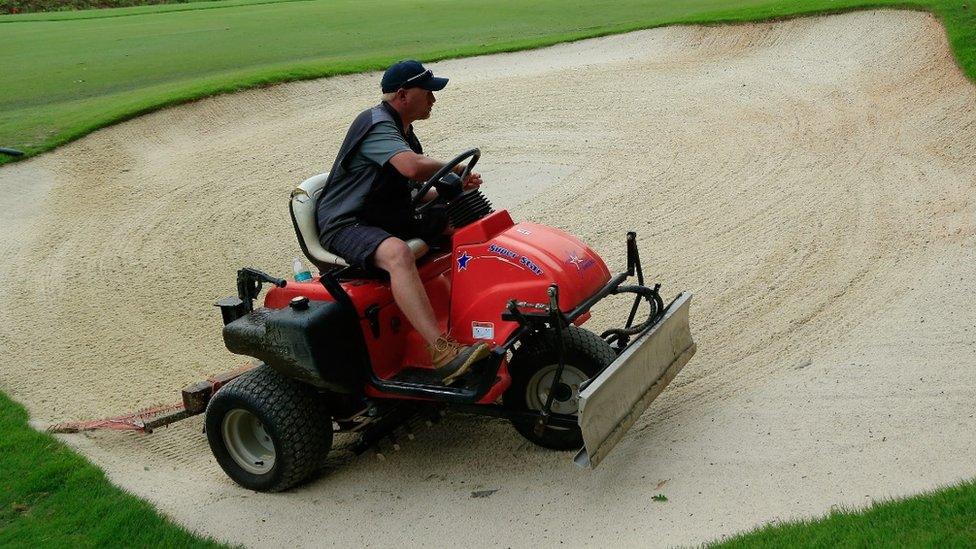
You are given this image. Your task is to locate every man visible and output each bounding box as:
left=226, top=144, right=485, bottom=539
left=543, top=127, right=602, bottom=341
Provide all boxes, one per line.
left=316, top=60, right=489, bottom=384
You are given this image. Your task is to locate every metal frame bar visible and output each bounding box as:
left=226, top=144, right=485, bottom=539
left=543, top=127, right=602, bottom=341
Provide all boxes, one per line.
left=446, top=403, right=579, bottom=429
left=535, top=285, right=567, bottom=434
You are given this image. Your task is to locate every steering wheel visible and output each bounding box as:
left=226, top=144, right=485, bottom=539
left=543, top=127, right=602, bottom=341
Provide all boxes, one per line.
left=411, top=148, right=480, bottom=212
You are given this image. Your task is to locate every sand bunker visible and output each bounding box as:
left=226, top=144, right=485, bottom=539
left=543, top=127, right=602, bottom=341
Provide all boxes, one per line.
left=1, top=9, right=974, bottom=547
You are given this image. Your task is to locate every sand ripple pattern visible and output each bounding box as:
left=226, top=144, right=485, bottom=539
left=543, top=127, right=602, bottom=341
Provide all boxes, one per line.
left=0, top=10, right=974, bottom=548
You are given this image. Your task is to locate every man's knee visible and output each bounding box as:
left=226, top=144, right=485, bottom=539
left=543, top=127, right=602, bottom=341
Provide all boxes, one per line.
left=373, top=237, right=414, bottom=272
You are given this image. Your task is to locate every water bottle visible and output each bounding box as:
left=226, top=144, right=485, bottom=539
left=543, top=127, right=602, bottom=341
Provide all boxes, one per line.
left=292, top=257, right=312, bottom=282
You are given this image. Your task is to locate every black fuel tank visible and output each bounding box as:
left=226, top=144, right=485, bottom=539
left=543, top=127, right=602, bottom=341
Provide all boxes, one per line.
left=222, top=299, right=369, bottom=393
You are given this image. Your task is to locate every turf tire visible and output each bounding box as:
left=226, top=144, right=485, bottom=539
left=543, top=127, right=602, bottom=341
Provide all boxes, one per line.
left=503, top=326, right=616, bottom=450
left=205, top=364, right=332, bottom=492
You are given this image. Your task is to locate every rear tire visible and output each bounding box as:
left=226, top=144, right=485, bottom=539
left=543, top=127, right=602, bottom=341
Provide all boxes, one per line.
left=503, top=327, right=616, bottom=450
left=205, top=364, right=332, bottom=492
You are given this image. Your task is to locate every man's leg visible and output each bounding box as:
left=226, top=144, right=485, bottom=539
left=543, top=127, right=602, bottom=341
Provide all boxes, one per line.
left=371, top=236, right=489, bottom=382
left=372, top=237, right=441, bottom=344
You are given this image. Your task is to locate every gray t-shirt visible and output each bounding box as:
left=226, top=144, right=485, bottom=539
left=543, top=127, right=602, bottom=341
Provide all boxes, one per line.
left=346, top=120, right=412, bottom=172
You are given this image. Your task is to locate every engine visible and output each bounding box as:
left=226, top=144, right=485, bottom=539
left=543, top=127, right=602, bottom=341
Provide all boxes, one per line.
left=447, top=189, right=494, bottom=228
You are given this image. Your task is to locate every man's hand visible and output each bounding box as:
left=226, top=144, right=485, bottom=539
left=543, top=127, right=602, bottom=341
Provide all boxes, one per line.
left=462, top=170, right=482, bottom=191
left=452, top=164, right=482, bottom=190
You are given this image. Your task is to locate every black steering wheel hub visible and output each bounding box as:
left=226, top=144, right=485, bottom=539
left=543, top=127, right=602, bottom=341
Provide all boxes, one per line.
left=411, top=147, right=493, bottom=228
left=412, top=148, right=480, bottom=211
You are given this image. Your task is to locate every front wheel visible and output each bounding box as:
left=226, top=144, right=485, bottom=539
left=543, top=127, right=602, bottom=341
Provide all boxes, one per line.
left=205, top=365, right=332, bottom=492
left=503, top=327, right=616, bottom=450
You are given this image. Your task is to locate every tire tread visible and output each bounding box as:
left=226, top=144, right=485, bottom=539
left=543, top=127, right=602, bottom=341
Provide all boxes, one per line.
left=503, top=326, right=616, bottom=449
left=207, top=365, right=331, bottom=492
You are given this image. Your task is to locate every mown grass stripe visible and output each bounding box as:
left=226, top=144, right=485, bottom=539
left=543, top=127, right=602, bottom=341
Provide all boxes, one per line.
left=0, top=0, right=315, bottom=23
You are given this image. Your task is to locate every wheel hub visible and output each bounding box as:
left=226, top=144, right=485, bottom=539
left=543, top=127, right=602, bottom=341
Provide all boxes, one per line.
left=526, top=364, right=587, bottom=416
left=221, top=408, right=276, bottom=475
left=552, top=383, right=573, bottom=402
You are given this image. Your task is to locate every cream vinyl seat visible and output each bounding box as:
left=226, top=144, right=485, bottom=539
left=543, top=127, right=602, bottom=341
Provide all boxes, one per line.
left=289, top=173, right=429, bottom=273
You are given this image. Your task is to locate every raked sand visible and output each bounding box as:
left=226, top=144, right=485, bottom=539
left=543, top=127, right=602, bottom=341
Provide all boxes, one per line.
left=1, top=9, right=974, bottom=547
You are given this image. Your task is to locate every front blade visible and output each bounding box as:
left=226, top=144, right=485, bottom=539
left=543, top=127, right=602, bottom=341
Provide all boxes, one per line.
left=574, top=292, right=696, bottom=468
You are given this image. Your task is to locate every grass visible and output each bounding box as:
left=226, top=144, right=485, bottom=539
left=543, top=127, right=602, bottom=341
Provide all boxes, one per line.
left=0, top=391, right=228, bottom=548
left=712, top=481, right=976, bottom=547
left=1, top=0, right=975, bottom=166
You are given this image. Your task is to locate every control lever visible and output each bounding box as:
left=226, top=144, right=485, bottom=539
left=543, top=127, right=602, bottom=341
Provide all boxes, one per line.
left=236, top=267, right=287, bottom=313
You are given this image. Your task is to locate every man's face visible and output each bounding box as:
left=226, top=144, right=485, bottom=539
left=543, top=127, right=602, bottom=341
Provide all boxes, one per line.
left=401, top=87, right=436, bottom=120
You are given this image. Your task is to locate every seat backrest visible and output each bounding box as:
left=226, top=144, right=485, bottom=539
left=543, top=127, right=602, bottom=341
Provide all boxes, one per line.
left=290, top=172, right=349, bottom=272
left=289, top=173, right=430, bottom=273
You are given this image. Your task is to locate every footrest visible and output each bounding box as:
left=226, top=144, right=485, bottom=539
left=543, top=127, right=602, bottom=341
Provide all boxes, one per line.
left=389, top=367, right=448, bottom=386
left=387, top=366, right=489, bottom=391
left=370, top=351, right=504, bottom=403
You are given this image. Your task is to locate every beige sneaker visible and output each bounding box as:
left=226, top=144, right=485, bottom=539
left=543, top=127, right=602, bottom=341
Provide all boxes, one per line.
left=427, top=336, right=491, bottom=385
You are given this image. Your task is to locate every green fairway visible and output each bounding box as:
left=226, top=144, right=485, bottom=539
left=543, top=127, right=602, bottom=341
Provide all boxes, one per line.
left=0, top=391, right=227, bottom=548
left=1, top=0, right=975, bottom=165
left=713, top=480, right=976, bottom=547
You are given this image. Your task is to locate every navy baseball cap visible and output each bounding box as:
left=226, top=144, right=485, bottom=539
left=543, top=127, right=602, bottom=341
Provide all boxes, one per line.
left=381, top=60, right=449, bottom=93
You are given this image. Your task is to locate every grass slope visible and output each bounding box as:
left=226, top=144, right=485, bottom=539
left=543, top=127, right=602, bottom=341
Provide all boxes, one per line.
left=713, top=480, right=976, bottom=547
left=0, top=391, right=227, bottom=548
left=1, top=0, right=974, bottom=165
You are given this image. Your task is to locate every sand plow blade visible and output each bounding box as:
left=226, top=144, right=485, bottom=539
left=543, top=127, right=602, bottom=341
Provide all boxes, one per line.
left=574, top=292, right=696, bottom=468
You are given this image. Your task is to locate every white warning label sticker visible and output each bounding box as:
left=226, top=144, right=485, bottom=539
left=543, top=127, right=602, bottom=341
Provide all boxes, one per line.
left=472, top=321, right=495, bottom=341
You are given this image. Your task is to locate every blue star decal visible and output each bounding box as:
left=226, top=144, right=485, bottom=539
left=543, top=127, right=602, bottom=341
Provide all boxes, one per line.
left=457, top=251, right=472, bottom=271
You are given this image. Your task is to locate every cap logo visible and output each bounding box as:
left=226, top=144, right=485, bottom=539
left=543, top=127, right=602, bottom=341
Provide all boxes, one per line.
left=404, top=69, right=431, bottom=84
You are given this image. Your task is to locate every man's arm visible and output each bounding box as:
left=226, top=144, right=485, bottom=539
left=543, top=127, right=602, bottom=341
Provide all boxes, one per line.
left=388, top=151, right=446, bottom=181
left=357, top=122, right=482, bottom=193
left=389, top=150, right=483, bottom=193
